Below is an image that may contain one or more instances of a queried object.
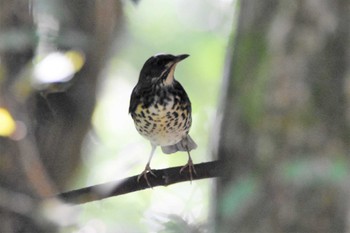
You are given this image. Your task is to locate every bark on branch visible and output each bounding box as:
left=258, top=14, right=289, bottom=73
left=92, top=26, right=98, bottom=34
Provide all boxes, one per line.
left=56, top=160, right=224, bottom=205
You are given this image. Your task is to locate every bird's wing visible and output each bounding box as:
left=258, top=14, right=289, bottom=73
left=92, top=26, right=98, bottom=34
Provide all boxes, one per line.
left=129, top=87, right=141, bottom=114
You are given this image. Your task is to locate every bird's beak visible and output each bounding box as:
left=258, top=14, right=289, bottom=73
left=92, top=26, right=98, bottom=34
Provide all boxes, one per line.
left=167, top=54, right=189, bottom=68
left=162, top=54, right=189, bottom=85
left=175, top=54, right=189, bottom=63
left=165, top=54, right=189, bottom=72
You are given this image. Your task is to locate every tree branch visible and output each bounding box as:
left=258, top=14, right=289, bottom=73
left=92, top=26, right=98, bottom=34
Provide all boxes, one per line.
left=56, top=160, right=224, bottom=205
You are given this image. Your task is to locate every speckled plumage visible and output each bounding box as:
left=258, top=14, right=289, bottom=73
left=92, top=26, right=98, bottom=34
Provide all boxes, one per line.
left=130, top=81, right=192, bottom=147
left=129, top=54, right=197, bottom=185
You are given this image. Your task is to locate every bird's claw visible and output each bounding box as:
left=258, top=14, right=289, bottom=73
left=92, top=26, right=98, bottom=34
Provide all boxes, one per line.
left=137, top=165, right=156, bottom=188
left=180, top=158, right=197, bottom=183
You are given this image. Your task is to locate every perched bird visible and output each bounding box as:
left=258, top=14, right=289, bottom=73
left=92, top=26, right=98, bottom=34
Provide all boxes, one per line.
left=129, top=53, right=197, bottom=186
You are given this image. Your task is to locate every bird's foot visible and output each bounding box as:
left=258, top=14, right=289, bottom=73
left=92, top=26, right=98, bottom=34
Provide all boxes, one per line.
left=137, top=164, right=156, bottom=188
left=180, top=157, right=197, bottom=183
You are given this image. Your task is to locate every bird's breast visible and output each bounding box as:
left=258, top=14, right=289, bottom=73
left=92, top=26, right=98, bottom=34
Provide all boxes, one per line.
left=132, top=96, right=192, bottom=146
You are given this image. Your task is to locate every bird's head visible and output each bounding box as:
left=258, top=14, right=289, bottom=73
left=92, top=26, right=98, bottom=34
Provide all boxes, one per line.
left=138, top=53, right=189, bottom=86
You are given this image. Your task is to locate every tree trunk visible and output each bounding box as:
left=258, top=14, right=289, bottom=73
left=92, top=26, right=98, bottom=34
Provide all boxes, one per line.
left=0, top=1, right=121, bottom=232
left=214, top=0, right=350, bottom=232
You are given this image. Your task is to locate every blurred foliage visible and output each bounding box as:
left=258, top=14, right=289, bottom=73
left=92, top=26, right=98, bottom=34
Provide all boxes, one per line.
left=220, top=175, right=259, bottom=218
left=215, top=0, right=350, bottom=231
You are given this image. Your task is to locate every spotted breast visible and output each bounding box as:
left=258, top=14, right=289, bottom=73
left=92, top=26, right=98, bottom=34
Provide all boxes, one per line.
left=131, top=83, right=192, bottom=147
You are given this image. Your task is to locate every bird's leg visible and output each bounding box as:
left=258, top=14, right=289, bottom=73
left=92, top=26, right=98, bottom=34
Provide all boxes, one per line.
left=180, top=146, right=197, bottom=182
left=137, top=144, right=157, bottom=187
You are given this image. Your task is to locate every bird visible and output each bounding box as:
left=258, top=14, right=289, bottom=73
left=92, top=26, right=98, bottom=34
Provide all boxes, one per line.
left=129, top=53, right=197, bottom=186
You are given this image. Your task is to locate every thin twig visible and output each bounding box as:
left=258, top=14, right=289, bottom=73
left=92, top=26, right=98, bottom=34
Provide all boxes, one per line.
left=56, top=160, right=224, bottom=205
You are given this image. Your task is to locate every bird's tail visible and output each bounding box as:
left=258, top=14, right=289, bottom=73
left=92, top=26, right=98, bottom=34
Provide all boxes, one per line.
left=161, top=134, right=197, bottom=154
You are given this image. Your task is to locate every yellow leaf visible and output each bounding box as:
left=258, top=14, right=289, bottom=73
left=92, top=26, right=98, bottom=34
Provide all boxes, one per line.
left=0, top=108, right=16, bottom=137
left=65, top=50, right=85, bottom=72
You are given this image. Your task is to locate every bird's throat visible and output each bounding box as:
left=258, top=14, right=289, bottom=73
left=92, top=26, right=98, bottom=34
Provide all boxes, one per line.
left=163, top=64, right=176, bottom=86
